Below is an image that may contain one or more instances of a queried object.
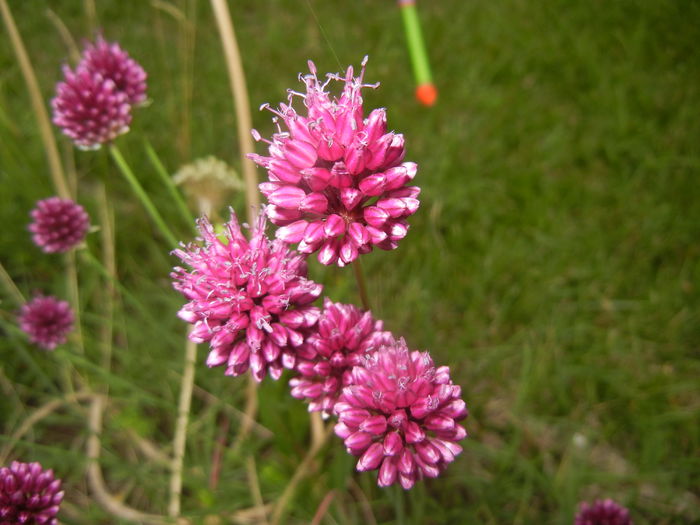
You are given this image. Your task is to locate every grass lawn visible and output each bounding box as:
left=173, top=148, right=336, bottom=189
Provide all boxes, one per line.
left=1, top=1, right=698, bottom=523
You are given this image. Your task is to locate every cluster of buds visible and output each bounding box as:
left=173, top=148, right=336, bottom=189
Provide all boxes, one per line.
left=171, top=58, right=469, bottom=490
left=250, top=58, right=419, bottom=267
left=0, top=461, right=63, bottom=524
left=52, top=36, right=147, bottom=150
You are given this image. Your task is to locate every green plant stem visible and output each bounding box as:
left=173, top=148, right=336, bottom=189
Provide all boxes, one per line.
left=352, top=258, right=371, bottom=311
left=144, top=140, right=196, bottom=229
left=0, top=261, right=25, bottom=305
left=109, top=144, right=179, bottom=248
left=391, top=485, right=406, bottom=525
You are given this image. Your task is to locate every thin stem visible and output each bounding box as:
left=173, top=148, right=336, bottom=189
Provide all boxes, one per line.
left=210, top=0, right=259, bottom=226
left=0, top=0, right=70, bottom=199
left=45, top=8, right=81, bottom=64
left=109, top=144, right=179, bottom=248
left=310, top=490, right=336, bottom=525
left=270, top=424, right=334, bottom=525
left=168, top=336, right=197, bottom=518
left=352, top=258, right=371, bottom=311
left=246, top=456, right=269, bottom=525
left=0, top=261, right=25, bottom=305
left=65, top=251, right=84, bottom=355
left=144, top=140, right=196, bottom=229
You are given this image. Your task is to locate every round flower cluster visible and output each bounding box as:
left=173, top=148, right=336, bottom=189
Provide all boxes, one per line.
left=575, top=499, right=633, bottom=525
left=334, top=338, right=468, bottom=489
left=250, top=57, right=419, bottom=267
left=28, top=197, right=89, bottom=253
left=172, top=211, right=323, bottom=381
left=0, top=461, right=64, bottom=525
left=18, top=295, right=74, bottom=351
left=290, top=298, right=392, bottom=415
left=52, top=36, right=147, bottom=150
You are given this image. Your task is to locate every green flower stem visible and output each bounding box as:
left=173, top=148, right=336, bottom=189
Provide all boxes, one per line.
left=109, top=144, right=179, bottom=248
left=144, top=140, right=196, bottom=230
left=352, top=257, right=371, bottom=311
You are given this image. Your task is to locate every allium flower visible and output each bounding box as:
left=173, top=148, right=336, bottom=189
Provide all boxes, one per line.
left=575, top=499, right=633, bottom=525
left=289, top=298, right=393, bottom=415
left=0, top=461, right=64, bottom=525
left=172, top=210, right=323, bottom=381
left=52, top=65, right=132, bottom=150
left=28, top=197, right=90, bottom=253
left=18, top=295, right=74, bottom=351
left=249, top=57, right=420, bottom=267
left=81, top=36, right=148, bottom=106
left=334, top=339, right=467, bottom=489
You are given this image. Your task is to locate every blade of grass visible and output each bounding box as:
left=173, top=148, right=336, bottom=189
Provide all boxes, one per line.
left=144, top=140, right=196, bottom=229
left=109, top=144, right=179, bottom=248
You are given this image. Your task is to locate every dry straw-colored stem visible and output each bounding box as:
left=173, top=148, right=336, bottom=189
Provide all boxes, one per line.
left=246, top=456, right=269, bottom=525
left=0, top=0, right=70, bottom=199
left=211, top=0, right=261, bottom=456
left=168, top=337, right=197, bottom=518
left=210, top=0, right=259, bottom=225
left=310, top=490, right=336, bottom=525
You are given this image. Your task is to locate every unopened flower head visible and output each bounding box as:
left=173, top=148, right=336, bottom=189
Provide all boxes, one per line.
left=575, top=499, right=633, bottom=525
left=18, top=295, right=74, bottom=351
left=172, top=209, right=323, bottom=381
left=173, top=156, right=244, bottom=217
left=334, top=339, right=467, bottom=489
left=52, top=64, right=132, bottom=150
left=249, top=57, right=420, bottom=267
left=29, top=197, right=90, bottom=253
left=0, top=461, right=64, bottom=525
left=81, top=36, right=147, bottom=105
left=290, top=298, right=393, bottom=415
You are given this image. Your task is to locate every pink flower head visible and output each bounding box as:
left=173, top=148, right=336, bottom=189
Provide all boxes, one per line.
left=334, top=339, right=467, bottom=489
left=81, top=36, right=147, bottom=106
left=28, top=197, right=90, bottom=253
left=172, top=210, right=323, bottom=382
left=52, top=64, right=131, bottom=150
left=249, top=57, right=420, bottom=267
left=0, top=461, right=64, bottom=525
left=289, top=298, right=393, bottom=415
left=18, top=295, right=74, bottom=351
left=575, top=499, right=633, bottom=525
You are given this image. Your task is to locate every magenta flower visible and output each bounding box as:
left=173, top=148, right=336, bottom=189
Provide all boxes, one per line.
left=81, top=36, right=147, bottom=106
left=334, top=339, right=467, bottom=489
left=28, top=197, right=90, bottom=253
left=575, top=499, right=633, bottom=525
left=172, top=210, right=323, bottom=382
left=249, top=57, right=420, bottom=267
left=289, top=298, right=393, bottom=415
left=52, top=65, right=132, bottom=150
left=0, top=461, right=64, bottom=525
left=18, top=295, right=74, bottom=351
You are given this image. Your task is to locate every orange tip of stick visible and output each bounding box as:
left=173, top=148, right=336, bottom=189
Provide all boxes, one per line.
left=415, top=83, right=437, bottom=106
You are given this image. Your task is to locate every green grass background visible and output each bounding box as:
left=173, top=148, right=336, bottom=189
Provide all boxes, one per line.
left=1, top=1, right=698, bottom=523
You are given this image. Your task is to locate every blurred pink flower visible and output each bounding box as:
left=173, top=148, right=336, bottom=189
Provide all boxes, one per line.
left=18, top=295, right=74, bottom=351
left=334, top=338, right=467, bottom=489
left=575, top=499, right=633, bottom=525
left=249, top=57, right=420, bottom=266
left=172, top=210, right=323, bottom=382
left=81, top=36, right=147, bottom=106
left=52, top=65, right=131, bottom=149
left=0, top=461, right=64, bottom=525
left=289, top=298, right=393, bottom=415
left=29, top=197, right=90, bottom=253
